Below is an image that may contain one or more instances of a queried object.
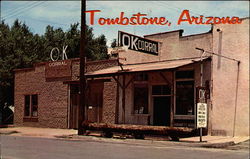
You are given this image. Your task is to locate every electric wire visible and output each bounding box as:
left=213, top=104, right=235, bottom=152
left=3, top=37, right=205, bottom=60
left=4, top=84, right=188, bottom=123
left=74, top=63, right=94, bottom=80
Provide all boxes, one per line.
left=3, top=1, right=32, bottom=17
left=2, top=1, right=41, bottom=19
left=3, top=1, right=45, bottom=20
left=2, top=1, right=46, bottom=20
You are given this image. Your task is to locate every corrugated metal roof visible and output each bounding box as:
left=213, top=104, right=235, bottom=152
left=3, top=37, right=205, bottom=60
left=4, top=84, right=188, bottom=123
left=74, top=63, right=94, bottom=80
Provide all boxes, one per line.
left=86, top=57, right=210, bottom=78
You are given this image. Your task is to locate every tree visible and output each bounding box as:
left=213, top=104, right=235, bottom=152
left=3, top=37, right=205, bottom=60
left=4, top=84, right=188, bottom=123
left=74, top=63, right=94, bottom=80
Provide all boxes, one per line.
left=111, top=39, right=117, bottom=48
left=0, top=19, right=110, bottom=124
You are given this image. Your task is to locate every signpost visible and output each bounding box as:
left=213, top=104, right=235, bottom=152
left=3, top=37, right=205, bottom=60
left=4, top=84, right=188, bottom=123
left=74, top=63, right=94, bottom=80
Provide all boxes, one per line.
left=198, top=49, right=206, bottom=142
left=118, top=31, right=159, bottom=55
left=197, top=103, right=207, bottom=128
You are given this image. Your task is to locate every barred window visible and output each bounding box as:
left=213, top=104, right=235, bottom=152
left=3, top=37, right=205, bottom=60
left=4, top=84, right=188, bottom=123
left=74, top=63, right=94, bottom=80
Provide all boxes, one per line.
left=24, top=94, right=38, bottom=118
left=134, top=84, right=148, bottom=114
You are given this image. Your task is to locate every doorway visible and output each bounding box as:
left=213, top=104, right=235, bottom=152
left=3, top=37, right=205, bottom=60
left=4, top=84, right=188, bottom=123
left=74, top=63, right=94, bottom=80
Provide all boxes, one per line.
left=87, top=82, right=103, bottom=123
left=69, top=85, right=79, bottom=129
left=153, top=96, right=171, bottom=126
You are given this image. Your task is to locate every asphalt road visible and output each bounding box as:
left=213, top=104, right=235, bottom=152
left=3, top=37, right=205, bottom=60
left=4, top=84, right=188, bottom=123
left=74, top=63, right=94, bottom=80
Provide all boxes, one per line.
left=0, top=135, right=249, bottom=159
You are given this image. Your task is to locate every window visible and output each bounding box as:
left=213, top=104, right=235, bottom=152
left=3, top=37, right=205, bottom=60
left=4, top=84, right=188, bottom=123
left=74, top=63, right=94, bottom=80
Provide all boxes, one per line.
left=176, top=70, right=194, bottom=79
left=152, top=85, right=171, bottom=95
left=24, top=95, right=30, bottom=116
left=134, top=84, right=148, bottom=114
left=24, top=94, right=38, bottom=118
left=175, top=70, right=195, bottom=115
left=176, top=81, right=194, bottom=115
left=134, top=73, right=148, bottom=81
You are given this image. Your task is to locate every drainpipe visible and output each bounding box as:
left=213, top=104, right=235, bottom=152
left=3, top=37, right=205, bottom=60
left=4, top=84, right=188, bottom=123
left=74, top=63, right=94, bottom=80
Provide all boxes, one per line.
left=233, top=62, right=240, bottom=137
left=217, top=29, right=223, bottom=69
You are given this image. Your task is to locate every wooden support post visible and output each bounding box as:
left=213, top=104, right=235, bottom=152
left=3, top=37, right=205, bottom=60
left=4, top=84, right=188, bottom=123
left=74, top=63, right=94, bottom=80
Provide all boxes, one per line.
left=125, top=75, right=134, bottom=89
left=115, top=76, right=120, bottom=124
left=113, top=75, right=133, bottom=124
left=122, top=75, right=126, bottom=124
left=112, top=76, right=123, bottom=89
left=170, top=70, right=174, bottom=127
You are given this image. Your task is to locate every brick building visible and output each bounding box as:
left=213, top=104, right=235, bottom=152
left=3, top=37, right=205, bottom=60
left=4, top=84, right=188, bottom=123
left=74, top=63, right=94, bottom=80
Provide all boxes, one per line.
left=14, top=18, right=249, bottom=136
left=14, top=59, right=118, bottom=129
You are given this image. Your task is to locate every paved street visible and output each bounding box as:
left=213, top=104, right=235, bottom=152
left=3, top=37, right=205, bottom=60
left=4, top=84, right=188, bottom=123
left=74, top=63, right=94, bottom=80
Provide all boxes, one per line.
left=1, top=135, right=249, bottom=159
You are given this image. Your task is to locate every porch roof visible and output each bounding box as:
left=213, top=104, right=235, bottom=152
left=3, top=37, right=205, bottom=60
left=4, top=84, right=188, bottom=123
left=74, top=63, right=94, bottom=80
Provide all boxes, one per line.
left=86, top=57, right=210, bottom=78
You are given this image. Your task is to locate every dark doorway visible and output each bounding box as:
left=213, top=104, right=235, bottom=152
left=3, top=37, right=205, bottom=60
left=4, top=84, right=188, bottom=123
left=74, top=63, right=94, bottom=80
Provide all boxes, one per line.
left=69, top=85, right=79, bottom=129
left=153, top=96, right=171, bottom=126
left=87, top=82, right=103, bottom=123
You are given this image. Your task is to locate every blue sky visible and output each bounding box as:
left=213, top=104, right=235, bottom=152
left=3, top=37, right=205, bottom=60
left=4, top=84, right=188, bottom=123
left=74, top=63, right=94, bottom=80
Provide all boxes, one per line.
left=1, top=1, right=249, bottom=46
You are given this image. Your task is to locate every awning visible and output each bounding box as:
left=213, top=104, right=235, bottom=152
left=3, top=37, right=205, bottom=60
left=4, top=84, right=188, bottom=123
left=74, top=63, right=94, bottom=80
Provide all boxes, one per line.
left=86, top=57, right=210, bottom=78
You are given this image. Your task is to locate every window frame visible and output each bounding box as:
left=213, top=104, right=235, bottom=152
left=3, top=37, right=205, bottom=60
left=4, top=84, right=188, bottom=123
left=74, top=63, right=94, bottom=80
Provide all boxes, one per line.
left=132, top=73, right=150, bottom=115
left=23, top=94, right=38, bottom=122
left=133, top=83, right=149, bottom=115
left=174, top=69, right=196, bottom=119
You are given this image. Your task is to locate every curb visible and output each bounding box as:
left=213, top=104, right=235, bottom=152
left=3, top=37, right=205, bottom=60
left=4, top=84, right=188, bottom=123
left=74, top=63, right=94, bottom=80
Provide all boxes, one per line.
left=0, top=130, right=19, bottom=135
left=198, top=141, right=235, bottom=148
left=0, top=125, right=14, bottom=128
left=53, top=134, right=237, bottom=149
left=1, top=129, right=245, bottom=150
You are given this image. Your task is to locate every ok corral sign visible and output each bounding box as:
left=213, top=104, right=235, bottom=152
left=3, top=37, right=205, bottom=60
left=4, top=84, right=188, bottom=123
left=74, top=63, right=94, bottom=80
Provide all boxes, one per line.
left=118, top=31, right=159, bottom=55
left=197, top=103, right=207, bottom=128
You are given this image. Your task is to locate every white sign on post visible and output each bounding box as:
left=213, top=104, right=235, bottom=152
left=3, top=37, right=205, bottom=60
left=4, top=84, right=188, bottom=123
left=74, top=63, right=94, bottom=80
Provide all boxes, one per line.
left=197, top=103, right=207, bottom=128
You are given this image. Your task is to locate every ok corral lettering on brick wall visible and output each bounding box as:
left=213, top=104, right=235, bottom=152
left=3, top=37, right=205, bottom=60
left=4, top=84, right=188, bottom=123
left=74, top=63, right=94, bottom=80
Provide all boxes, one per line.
left=118, top=31, right=159, bottom=55
left=45, top=60, right=72, bottom=79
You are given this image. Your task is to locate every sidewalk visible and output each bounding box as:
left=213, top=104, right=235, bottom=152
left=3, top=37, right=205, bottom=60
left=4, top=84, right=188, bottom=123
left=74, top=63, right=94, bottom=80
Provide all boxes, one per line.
left=179, top=135, right=249, bottom=148
left=0, top=126, right=77, bottom=138
left=0, top=126, right=249, bottom=148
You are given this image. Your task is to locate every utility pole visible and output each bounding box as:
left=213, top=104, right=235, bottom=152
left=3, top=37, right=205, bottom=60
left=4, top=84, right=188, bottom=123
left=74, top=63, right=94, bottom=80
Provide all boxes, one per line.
left=78, top=0, right=86, bottom=135
left=0, top=0, right=2, bottom=22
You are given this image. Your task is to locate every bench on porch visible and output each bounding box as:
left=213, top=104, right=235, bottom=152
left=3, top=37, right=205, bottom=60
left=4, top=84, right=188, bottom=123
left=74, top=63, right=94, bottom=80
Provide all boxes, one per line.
left=82, top=122, right=195, bottom=141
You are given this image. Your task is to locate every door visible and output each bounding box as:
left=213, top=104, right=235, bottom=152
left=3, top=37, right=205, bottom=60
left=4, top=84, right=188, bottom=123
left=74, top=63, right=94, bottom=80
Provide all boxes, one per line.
left=69, top=85, right=79, bottom=129
left=153, top=96, right=171, bottom=126
left=87, top=82, right=103, bottom=123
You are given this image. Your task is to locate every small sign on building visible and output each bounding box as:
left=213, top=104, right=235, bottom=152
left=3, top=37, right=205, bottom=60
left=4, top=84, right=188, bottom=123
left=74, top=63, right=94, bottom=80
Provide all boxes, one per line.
left=197, top=103, right=207, bottom=128
left=118, top=31, right=159, bottom=55
left=196, top=86, right=210, bottom=103
left=45, top=60, right=72, bottom=79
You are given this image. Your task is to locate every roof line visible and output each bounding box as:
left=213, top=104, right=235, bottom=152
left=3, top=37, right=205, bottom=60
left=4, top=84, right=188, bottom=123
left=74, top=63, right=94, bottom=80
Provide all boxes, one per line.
left=123, top=56, right=211, bottom=66
left=14, top=58, right=118, bottom=72
left=180, top=31, right=212, bottom=38
left=85, top=58, right=211, bottom=78
left=144, top=29, right=184, bottom=37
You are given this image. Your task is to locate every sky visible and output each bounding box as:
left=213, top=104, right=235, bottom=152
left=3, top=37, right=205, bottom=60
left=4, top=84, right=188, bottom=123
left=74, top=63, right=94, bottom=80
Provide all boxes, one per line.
left=1, top=1, right=249, bottom=46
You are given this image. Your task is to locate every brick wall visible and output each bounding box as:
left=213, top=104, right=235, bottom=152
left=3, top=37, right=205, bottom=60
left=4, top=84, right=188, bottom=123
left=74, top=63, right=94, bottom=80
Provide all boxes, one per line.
left=14, top=58, right=118, bottom=128
left=71, top=59, right=118, bottom=81
left=14, top=65, right=68, bottom=128
left=102, top=79, right=117, bottom=124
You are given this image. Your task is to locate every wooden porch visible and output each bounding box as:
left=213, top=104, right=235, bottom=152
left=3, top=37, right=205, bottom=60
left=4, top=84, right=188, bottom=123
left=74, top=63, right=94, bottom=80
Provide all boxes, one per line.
left=83, top=122, right=195, bottom=141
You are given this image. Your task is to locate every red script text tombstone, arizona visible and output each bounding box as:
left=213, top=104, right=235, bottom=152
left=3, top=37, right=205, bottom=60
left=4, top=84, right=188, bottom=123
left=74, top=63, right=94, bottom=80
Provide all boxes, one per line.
left=85, top=10, right=171, bottom=26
